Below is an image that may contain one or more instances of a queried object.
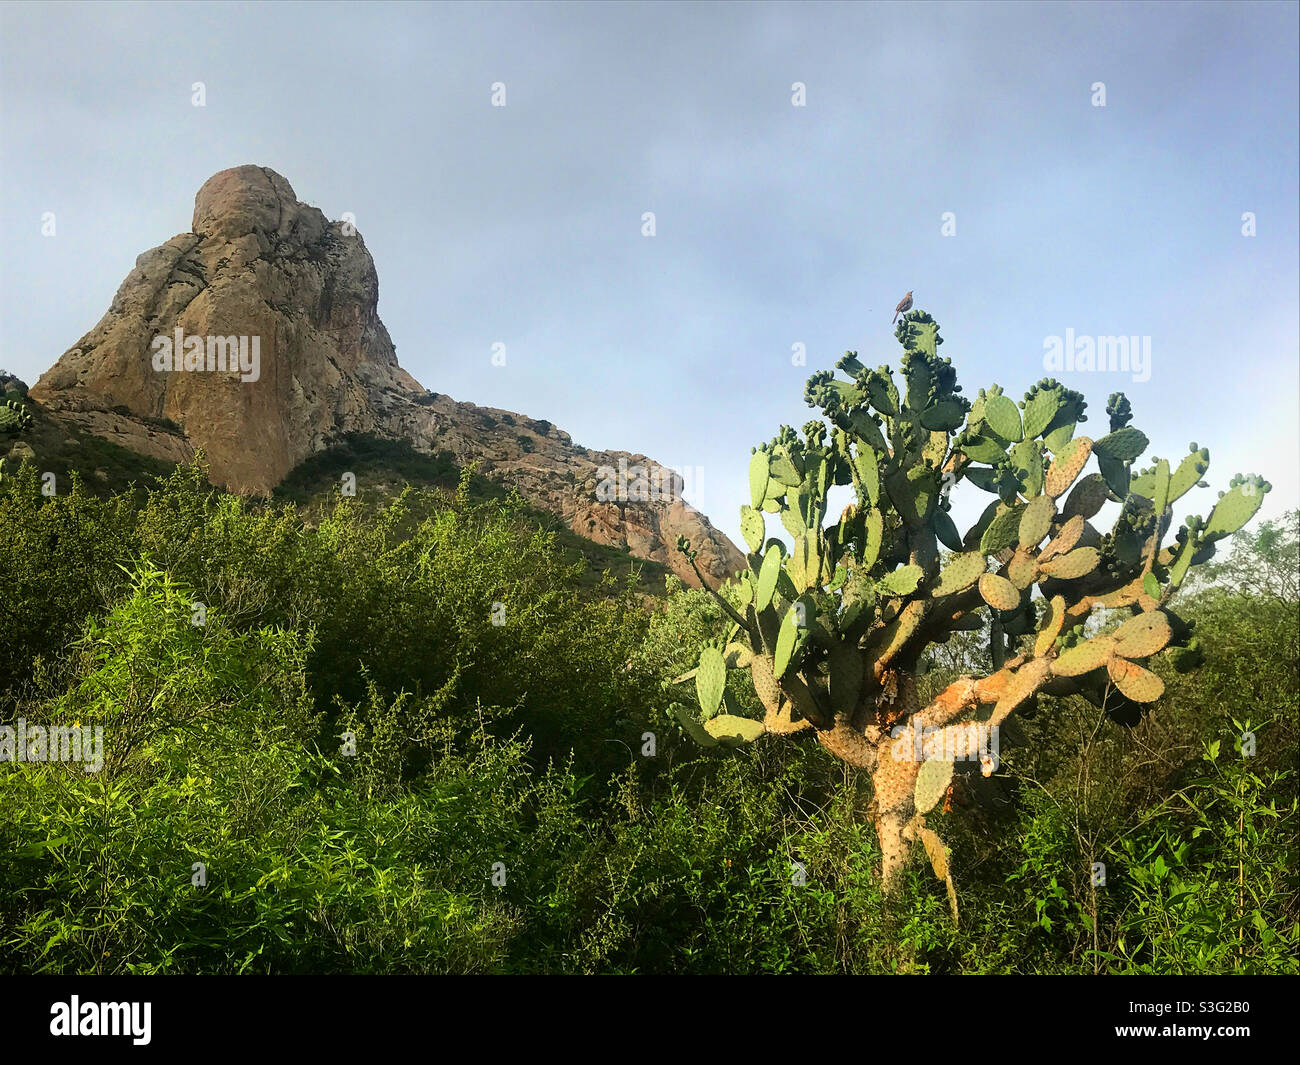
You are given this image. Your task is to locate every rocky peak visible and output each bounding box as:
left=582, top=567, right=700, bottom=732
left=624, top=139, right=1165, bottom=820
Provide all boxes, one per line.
left=30, top=166, right=742, bottom=587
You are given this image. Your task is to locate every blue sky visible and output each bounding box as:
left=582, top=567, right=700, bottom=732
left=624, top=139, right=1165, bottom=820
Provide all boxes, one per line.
left=2, top=0, right=1296, bottom=547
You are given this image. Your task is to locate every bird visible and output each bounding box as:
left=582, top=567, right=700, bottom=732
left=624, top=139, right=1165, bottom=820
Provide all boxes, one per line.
left=892, top=291, right=913, bottom=324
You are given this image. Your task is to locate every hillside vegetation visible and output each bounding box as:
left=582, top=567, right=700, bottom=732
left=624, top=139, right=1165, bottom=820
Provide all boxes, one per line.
left=0, top=456, right=1294, bottom=973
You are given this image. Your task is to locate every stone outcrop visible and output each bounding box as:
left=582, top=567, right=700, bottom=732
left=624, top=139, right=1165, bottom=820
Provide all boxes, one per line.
left=30, top=166, right=742, bottom=587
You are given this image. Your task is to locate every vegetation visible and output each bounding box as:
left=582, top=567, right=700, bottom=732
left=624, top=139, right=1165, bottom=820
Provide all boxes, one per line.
left=0, top=340, right=1294, bottom=974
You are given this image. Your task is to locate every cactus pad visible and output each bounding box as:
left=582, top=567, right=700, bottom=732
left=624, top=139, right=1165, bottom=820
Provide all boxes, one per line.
left=774, top=597, right=813, bottom=678
left=749, top=654, right=783, bottom=716
left=1052, top=635, right=1117, bottom=677
left=1093, top=427, right=1149, bottom=462
left=1039, top=546, right=1100, bottom=580
left=879, top=564, right=924, bottom=598
left=1112, top=610, right=1172, bottom=659
left=755, top=543, right=783, bottom=610
left=933, top=507, right=963, bottom=552
left=992, top=658, right=1052, bottom=725
left=1204, top=478, right=1269, bottom=542
left=1040, top=514, right=1085, bottom=561
left=696, top=646, right=727, bottom=719
left=1018, top=495, right=1055, bottom=549
left=705, top=714, right=766, bottom=744
left=1107, top=657, right=1165, bottom=702
left=979, top=572, right=1021, bottom=610
left=1167, top=447, right=1210, bottom=503
left=1007, top=547, right=1039, bottom=589
left=915, top=757, right=955, bottom=814
left=1063, top=473, right=1109, bottom=520
left=1045, top=437, right=1093, bottom=498
left=920, top=826, right=950, bottom=880
left=984, top=393, right=1024, bottom=442
left=874, top=599, right=925, bottom=665
left=748, top=450, right=770, bottom=509
left=980, top=503, right=1027, bottom=554
left=740, top=505, right=765, bottom=553
left=672, top=704, right=720, bottom=747
left=1021, top=382, right=1064, bottom=439
left=1034, top=595, right=1067, bottom=657
left=932, top=551, right=987, bottom=597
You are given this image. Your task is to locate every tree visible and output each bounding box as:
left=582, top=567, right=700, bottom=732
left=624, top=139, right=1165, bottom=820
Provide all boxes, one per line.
left=671, top=308, right=1271, bottom=905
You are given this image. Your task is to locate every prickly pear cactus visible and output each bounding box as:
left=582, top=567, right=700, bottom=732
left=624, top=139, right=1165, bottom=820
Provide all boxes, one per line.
left=0, top=384, right=35, bottom=487
left=670, top=306, right=1271, bottom=904
left=0, top=397, right=32, bottom=435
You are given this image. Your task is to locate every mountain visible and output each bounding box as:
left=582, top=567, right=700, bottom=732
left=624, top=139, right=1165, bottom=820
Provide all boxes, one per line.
left=29, top=165, right=743, bottom=588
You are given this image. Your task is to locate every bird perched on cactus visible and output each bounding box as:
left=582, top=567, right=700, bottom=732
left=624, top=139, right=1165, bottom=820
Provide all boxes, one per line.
left=892, top=291, right=913, bottom=324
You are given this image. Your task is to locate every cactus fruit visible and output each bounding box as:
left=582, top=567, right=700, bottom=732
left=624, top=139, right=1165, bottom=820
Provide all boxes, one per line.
left=978, top=572, right=1021, bottom=610
left=1052, top=635, right=1117, bottom=677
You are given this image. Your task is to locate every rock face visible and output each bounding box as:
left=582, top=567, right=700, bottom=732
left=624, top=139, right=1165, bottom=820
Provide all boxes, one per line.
left=31, top=166, right=742, bottom=587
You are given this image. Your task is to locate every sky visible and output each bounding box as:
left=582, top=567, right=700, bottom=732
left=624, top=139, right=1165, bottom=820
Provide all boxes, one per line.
left=2, top=0, right=1297, bottom=550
